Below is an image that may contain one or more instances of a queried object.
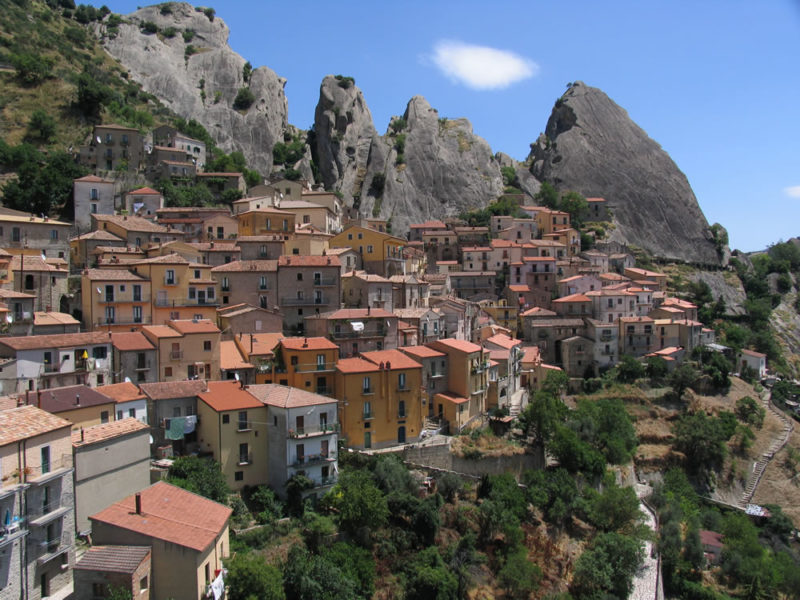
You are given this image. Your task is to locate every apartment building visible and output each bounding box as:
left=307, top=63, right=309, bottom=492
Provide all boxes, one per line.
left=142, top=320, right=221, bottom=382
left=125, top=188, right=164, bottom=221
left=341, top=270, right=393, bottom=311
left=81, top=269, right=152, bottom=331
left=210, top=260, right=278, bottom=311
left=74, top=175, right=116, bottom=232
left=427, top=339, right=489, bottom=432
left=110, top=331, right=158, bottom=384
left=9, top=255, right=69, bottom=313
left=304, top=308, right=399, bottom=357
left=276, top=255, right=341, bottom=333
left=78, top=124, right=143, bottom=172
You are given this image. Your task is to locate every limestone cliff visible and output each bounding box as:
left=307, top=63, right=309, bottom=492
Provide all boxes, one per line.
left=529, top=82, right=722, bottom=266
left=313, top=77, right=505, bottom=234
left=99, top=3, right=287, bottom=176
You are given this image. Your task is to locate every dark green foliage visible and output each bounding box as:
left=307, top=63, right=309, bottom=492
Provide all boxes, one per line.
left=500, top=165, right=518, bottom=187
left=140, top=21, right=158, bottom=34
left=403, top=546, right=458, bottom=600
left=320, top=542, right=376, bottom=600
left=559, top=191, right=589, bottom=227
left=586, top=478, right=643, bottom=533
left=460, top=195, right=527, bottom=227
left=672, top=412, right=733, bottom=478
left=242, top=60, right=252, bottom=82
left=615, top=354, right=646, bottom=383
left=300, top=512, right=335, bottom=552
left=735, top=396, right=765, bottom=428
left=372, top=455, right=417, bottom=495
left=389, top=117, right=406, bottom=133
left=182, top=29, right=195, bottom=42
left=646, top=356, right=669, bottom=380
left=535, top=181, right=559, bottom=209
left=75, top=71, right=112, bottom=119
left=523, top=468, right=580, bottom=526
left=550, top=425, right=606, bottom=477
left=327, top=470, right=388, bottom=538
left=693, top=348, right=733, bottom=393
left=436, top=472, right=463, bottom=502
left=161, top=26, right=177, bottom=38
left=285, top=474, right=313, bottom=517
left=159, top=181, right=215, bottom=207
left=10, top=52, right=53, bottom=84
left=26, top=109, right=57, bottom=142
left=233, top=88, right=256, bottom=110
left=107, top=587, right=133, bottom=600
left=226, top=553, right=285, bottom=600
left=272, top=136, right=306, bottom=167
left=571, top=532, right=644, bottom=600
left=335, top=74, right=355, bottom=88
left=248, top=485, right=283, bottom=524
left=518, top=378, right=568, bottom=445
left=283, top=545, right=358, bottom=600
left=669, top=362, right=699, bottom=400
left=159, top=3, right=173, bottom=15
left=204, top=7, right=215, bottom=21
left=368, top=172, right=385, bottom=197
left=498, top=547, right=541, bottom=599
left=74, top=4, right=99, bottom=24
left=570, top=397, right=638, bottom=465
left=166, top=456, right=229, bottom=503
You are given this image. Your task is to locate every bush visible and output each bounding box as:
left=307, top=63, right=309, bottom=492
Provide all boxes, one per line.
left=735, top=396, right=765, bottom=428
left=11, top=52, right=53, bottom=84
left=368, top=172, right=386, bottom=197
left=203, top=7, right=215, bottom=21
left=26, top=109, right=56, bottom=142
left=140, top=21, right=158, bottom=34
left=233, top=87, right=255, bottom=110
left=161, top=26, right=177, bottom=38
left=390, top=117, right=407, bottom=133
left=182, top=29, right=195, bottom=42
left=335, top=74, right=355, bottom=88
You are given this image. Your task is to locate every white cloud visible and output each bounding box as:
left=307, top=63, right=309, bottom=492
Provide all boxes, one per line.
left=431, top=40, right=538, bottom=90
left=785, top=186, right=800, bottom=198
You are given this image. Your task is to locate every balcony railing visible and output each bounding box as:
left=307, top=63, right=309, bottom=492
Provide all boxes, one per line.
left=43, top=362, right=62, bottom=373
left=170, top=350, right=183, bottom=360
left=319, top=475, right=338, bottom=486
left=164, top=276, right=179, bottom=286
left=331, top=329, right=384, bottom=340
left=313, top=277, right=336, bottom=286
left=238, top=452, right=253, bottom=466
left=289, top=423, right=340, bottom=438
left=294, top=362, right=335, bottom=373
left=237, top=421, right=252, bottom=432
left=94, top=317, right=151, bottom=327
left=26, top=454, right=73, bottom=484
left=314, top=386, right=334, bottom=397
left=293, top=452, right=335, bottom=467
left=281, top=296, right=330, bottom=306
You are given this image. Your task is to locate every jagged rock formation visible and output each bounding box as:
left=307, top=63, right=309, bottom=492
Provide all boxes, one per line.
left=313, top=77, right=505, bottom=234
left=99, top=3, right=287, bottom=176
left=689, top=271, right=746, bottom=316
left=529, top=81, right=722, bottom=266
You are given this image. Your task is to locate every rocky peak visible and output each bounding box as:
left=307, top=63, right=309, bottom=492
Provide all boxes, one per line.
left=529, top=81, right=723, bottom=266
left=99, top=2, right=288, bottom=176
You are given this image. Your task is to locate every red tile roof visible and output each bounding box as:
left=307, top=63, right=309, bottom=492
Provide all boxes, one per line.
left=168, top=319, right=220, bottom=335
left=278, top=255, right=341, bottom=267
left=111, top=332, right=155, bottom=352
left=309, top=308, right=395, bottom=320
left=138, top=380, right=208, bottom=401
left=434, top=392, right=469, bottom=405
left=430, top=339, right=482, bottom=354
left=198, top=381, right=262, bottom=412
left=280, top=337, right=339, bottom=351
left=361, top=349, right=422, bottom=370
left=211, top=260, right=278, bottom=273
left=37, top=385, right=115, bottom=414
left=89, top=481, right=232, bottom=552
left=336, top=357, right=381, bottom=374
left=74, top=545, right=151, bottom=574
left=0, top=331, right=111, bottom=351
left=220, top=340, right=253, bottom=371
left=0, top=405, right=71, bottom=446
left=486, top=334, right=522, bottom=350
left=553, top=293, right=591, bottom=303
left=399, top=345, right=446, bottom=359
left=95, top=382, right=146, bottom=404
left=72, top=418, right=149, bottom=447
left=128, top=187, right=161, bottom=195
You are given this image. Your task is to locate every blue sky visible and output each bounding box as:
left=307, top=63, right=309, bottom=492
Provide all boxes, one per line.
left=100, top=1, right=800, bottom=252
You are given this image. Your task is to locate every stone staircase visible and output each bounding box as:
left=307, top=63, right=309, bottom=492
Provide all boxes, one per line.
left=738, top=392, right=795, bottom=508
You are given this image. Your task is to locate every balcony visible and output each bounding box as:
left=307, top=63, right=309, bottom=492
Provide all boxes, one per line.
left=0, top=527, right=26, bottom=549
left=319, top=475, right=338, bottom=487
left=237, top=452, right=253, bottom=466
left=294, top=362, right=335, bottom=373
left=28, top=502, right=70, bottom=528
left=313, top=277, right=336, bottom=286
left=36, top=540, right=68, bottom=565
left=237, top=421, right=252, bottom=432
left=280, top=296, right=330, bottom=306
left=293, top=452, right=335, bottom=467
left=221, top=284, right=231, bottom=292
left=43, top=361, right=62, bottom=374
left=314, top=386, right=334, bottom=397
left=288, top=423, right=340, bottom=438
left=397, top=385, right=411, bottom=393
left=26, top=454, right=73, bottom=485
left=170, top=350, right=183, bottom=360
left=331, top=329, right=384, bottom=340
left=94, top=317, right=151, bottom=327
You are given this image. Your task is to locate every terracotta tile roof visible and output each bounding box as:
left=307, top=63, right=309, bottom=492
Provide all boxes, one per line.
left=37, top=385, right=115, bottom=414
left=199, top=381, right=262, bottom=412
left=308, top=308, right=395, bottom=320
left=361, top=349, right=423, bottom=370
left=74, top=545, right=151, bottom=574
left=430, top=339, right=483, bottom=354
left=553, top=293, right=591, bottom=303
left=699, top=530, right=724, bottom=549
left=0, top=405, right=71, bottom=446
left=83, top=268, right=147, bottom=281
left=71, top=230, right=125, bottom=242
left=399, top=345, right=446, bottom=359
left=75, top=175, right=113, bottom=183
left=586, top=289, right=635, bottom=297
left=96, top=382, right=146, bottom=404
left=236, top=235, right=285, bottom=242
left=141, top=325, right=181, bottom=339
left=490, top=239, right=520, bottom=248
left=128, top=187, right=160, bottom=195
left=586, top=197, right=606, bottom=203
left=10, top=255, right=67, bottom=273
left=0, top=331, right=111, bottom=351
left=278, top=255, right=341, bottom=267
left=662, top=297, right=697, bottom=309
left=189, top=242, right=240, bottom=252
left=33, top=312, right=80, bottom=327
left=72, top=417, right=149, bottom=447
left=508, top=285, right=530, bottom=292
left=220, top=340, right=253, bottom=371
left=522, top=256, right=556, bottom=262
left=111, top=332, right=155, bottom=352
left=131, top=253, right=190, bottom=265
left=238, top=333, right=282, bottom=357
left=89, top=481, right=232, bottom=553
left=247, top=384, right=336, bottom=409
left=527, top=318, right=585, bottom=327
left=462, top=246, right=492, bottom=252
left=336, top=357, right=381, bottom=374
left=92, top=214, right=172, bottom=233
left=168, top=319, right=220, bottom=335
left=434, top=392, right=469, bottom=405
left=280, top=337, right=339, bottom=351
left=619, top=316, right=655, bottom=323
left=238, top=207, right=292, bottom=216
left=741, top=349, right=766, bottom=358
left=521, top=346, right=541, bottom=364
left=0, top=288, right=36, bottom=299
left=486, top=334, right=522, bottom=349
left=409, top=220, right=447, bottom=229
left=139, top=380, right=208, bottom=401
left=211, top=260, right=278, bottom=273
left=324, top=247, right=356, bottom=256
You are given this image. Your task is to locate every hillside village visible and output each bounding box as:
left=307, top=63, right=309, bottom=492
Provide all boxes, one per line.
left=0, top=117, right=785, bottom=600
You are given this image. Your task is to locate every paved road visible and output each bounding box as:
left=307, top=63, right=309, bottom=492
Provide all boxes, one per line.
left=630, top=483, right=659, bottom=600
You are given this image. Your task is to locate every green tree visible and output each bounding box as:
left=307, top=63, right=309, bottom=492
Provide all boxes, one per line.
left=166, top=456, right=229, bottom=503
left=616, top=354, right=645, bottom=383
left=672, top=412, right=730, bottom=477
left=242, top=61, right=252, bottom=82
left=226, top=553, right=285, bottom=600
left=233, top=87, right=255, bottom=110
left=587, top=479, right=643, bottom=533
left=559, top=191, right=589, bottom=227
left=107, top=587, right=133, bottom=600
left=518, top=387, right=567, bottom=446
left=26, top=109, right=57, bottom=142
left=248, top=485, right=283, bottom=524
left=571, top=532, right=644, bottom=600
left=11, top=52, right=53, bottom=84
left=498, top=548, right=542, bottom=599
left=76, top=71, right=112, bottom=119
left=283, top=546, right=358, bottom=600
left=328, top=470, right=388, bottom=539
left=321, top=542, right=376, bottom=600
left=535, top=181, right=559, bottom=209
left=404, top=547, right=458, bottom=600
left=669, top=362, right=699, bottom=401
left=735, top=396, right=765, bottom=428
left=285, top=473, right=313, bottom=517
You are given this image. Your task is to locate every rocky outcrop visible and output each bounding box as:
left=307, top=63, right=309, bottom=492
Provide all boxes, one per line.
left=689, top=270, right=747, bottom=316
left=99, top=3, right=287, bottom=176
left=529, top=82, right=722, bottom=266
left=313, top=78, right=505, bottom=234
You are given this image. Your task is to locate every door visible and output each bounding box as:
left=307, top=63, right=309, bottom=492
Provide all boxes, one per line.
left=364, top=432, right=371, bottom=449
left=397, top=426, right=406, bottom=444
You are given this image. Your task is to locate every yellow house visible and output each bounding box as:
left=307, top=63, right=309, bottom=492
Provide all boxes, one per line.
left=234, top=332, right=284, bottom=383
left=81, top=268, right=153, bottom=331
left=142, top=319, right=221, bottom=382
left=264, top=337, right=339, bottom=397
left=428, top=339, right=489, bottom=432
left=90, top=481, right=231, bottom=600
left=129, top=253, right=218, bottom=324
left=236, top=208, right=296, bottom=237
left=284, top=228, right=331, bottom=256
left=196, top=381, right=268, bottom=491
left=329, top=225, right=406, bottom=277
left=335, top=349, right=423, bottom=449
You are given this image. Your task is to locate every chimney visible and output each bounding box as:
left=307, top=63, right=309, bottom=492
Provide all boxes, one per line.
left=386, top=361, right=391, bottom=370
left=37, top=389, right=41, bottom=408
left=75, top=394, right=80, bottom=406
left=25, top=390, right=29, bottom=406
left=367, top=306, right=371, bottom=315
left=303, top=337, right=308, bottom=348
left=135, top=492, right=142, bottom=515
left=250, top=334, right=253, bottom=354
left=80, top=428, right=84, bottom=442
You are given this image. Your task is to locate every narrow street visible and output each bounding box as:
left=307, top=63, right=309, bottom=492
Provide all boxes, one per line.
left=630, top=483, right=660, bottom=600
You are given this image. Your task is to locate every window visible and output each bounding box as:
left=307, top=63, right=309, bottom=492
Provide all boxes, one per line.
left=238, top=411, right=249, bottom=430
left=296, top=272, right=303, bottom=281
left=93, top=347, right=108, bottom=359
left=164, top=367, right=172, bottom=377
left=259, top=276, right=267, bottom=290
left=188, top=287, right=196, bottom=300
left=129, top=408, right=136, bottom=418
left=100, top=411, right=109, bottom=424
left=363, top=401, right=372, bottom=419
left=105, top=306, right=115, bottom=324
left=41, top=446, right=51, bottom=474
left=316, top=354, right=325, bottom=369
left=165, top=269, right=175, bottom=285
left=10, top=227, right=19, bottom=242
left=91, top=203, right=98, bottom=214
left=362, top=376, right=372, bottom=394
left=140, top=576, right=148, bottom=593
left=222, top=414, right=230, bottom=424
left=97, top=374, right=104, bottom=385
left=367, top=245, right=374, bottom=254
left=133, top=305, right=142, bottom=323
left=25, top=274, right=34, bottom=290
left=50, top=229, right=58, bottom=240
left=398, top=372, right=407, bottom=390
left=398, top=400, right=406, bottom=418
left=203, top=340, right=212, bottom=351
left=290, top=355, right=299, bottom=366
left=234, top=471, right=243, bottom=481
left=133, top=285, right=142, bottom=301
left=239, top=443, right=249, bottom=464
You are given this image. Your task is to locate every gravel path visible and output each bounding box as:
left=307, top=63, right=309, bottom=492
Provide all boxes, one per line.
left=630, top=483, right=659, bottom=600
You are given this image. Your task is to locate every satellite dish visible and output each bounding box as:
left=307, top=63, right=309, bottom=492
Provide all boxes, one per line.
left=124, top=377, right=132, bottom=383
left=96, top=136, right=102, bottom=144
left=96, top=287, right=102, bottom=294
left=6, top=314, right=12, bottom=323
left=149, top=434, right=154, bottom=444
left=234, top=372, right=240, bottom=381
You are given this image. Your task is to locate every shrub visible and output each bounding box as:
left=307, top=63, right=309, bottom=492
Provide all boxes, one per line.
left=390, top=117, right=406, bottom=133
left=334, top=74, right=355, bottom=88
left=242, top=61, right=252, bottom=82
left=140, top=21, right=158, bottom=34
left=203, top=7, right=215, bottom=21
left=159, top=2, right=173, bottom=14
left=161, top=26, right=177, bottom=38
left=11, top=52, right=53, bottom=84
left=184, top=45, right=198, bottom=59
left=182, top=29, right=195, bottom=42
left=368, top=172, right=386, bottom=197
left=26, top=109, right=56, bottom=142
left=233, top=87, right=255, bottom=110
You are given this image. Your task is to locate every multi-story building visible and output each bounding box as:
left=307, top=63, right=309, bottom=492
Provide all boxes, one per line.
left=0, top=331, right=113, bottom=394
left=552, top=293, right=593, bottom=319
left=74, top=175, right=116, bottom=232
left=35, top=385, right=117, bottom=431
left=392, top=308, right=444, bottom=345
left=124, top=187, right=164, bottom=221
left=81, top=269, right=152, bottom=331
left=89, top=481, right=231, bottom=600
left=91, top=214, right=183, bottom=249
left=329, top=225, right=406, bottom=277
left=274, top=199, right=340, bottom=234
left=79, top=124, right=143, bottom=172
left=399, top=345, right=448, bottom=419
left=196, top=381, right=268, bottom=491
left=624, top=267, right=668, bottom=291
left=0, top=405, right=75, bottom=600
left=69, top=230, right=126, bottom=270
left=248, top=384, right=339, bottom=498
left=142, top=319, right=221, bottom=382
left=427, top=339, right=489, bottom=432
left=483, top=333, right=523, bottom=407
left=98, top=381, right=149, bottom=423
left=276, top=255, right=341, bottom=333
left=71, top=418, right=150, bottom=534
left=236, top=208, right=295, bottom=237
left=196, top=172, right=246, bottom=199
left=586, top=288, right=638, bottom=324
left=111, top=331, right=158, bottom=384
left=448, top=271, right=496, bottom=300
left=479, top=300, right=520, bottom=337
left=619, top=316, right=657, bottom=357
left=155, top=207, right=236, bottom=242
left=522, top=316, right=586, bottom=365
left=210, top=260, right=278, bottom=310
left=139, top=380, right=207, bottom=455
left=389, top=274, right=430, bottom=309
left=341, top=270, right=393, bottom=311
left=9, top=255, right=69, bottom=312
left=335, top=349, right=423, bottom=449
left=153, top=124, right=207, bottom=169
left=188, top=241, right=240, bottom=267
left=264, top=337, right=339, bottom=397
left=216, top=304, right=283, bottom=339
left=304, top=308, right=398, bottom=357
left=560, top=336, right=595, bottom=378
left=73, top=545, right=152, bottom=600
left=585, top=318, right=619, bottom=374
